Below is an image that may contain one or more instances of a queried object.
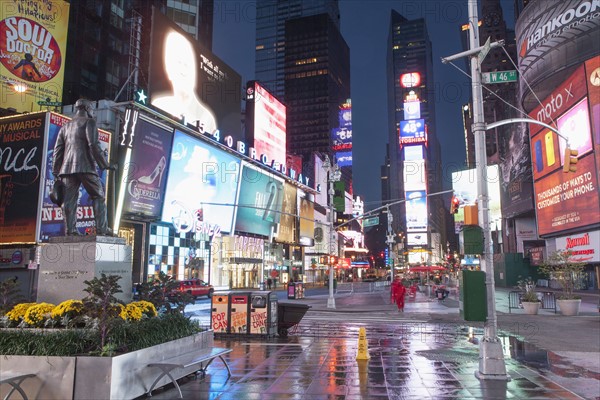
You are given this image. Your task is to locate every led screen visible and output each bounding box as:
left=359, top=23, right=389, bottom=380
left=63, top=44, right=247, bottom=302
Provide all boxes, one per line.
left=405, top=190, right=428, bottom=232
left=235, top=162, right=284, bottom=237
left=339, top=107, right=352, bottom=128
left=528, top=61, right=600, bottom=236
left=336, top=151, right=353, bottom=167
left=403, top=159, right=426, bottom=191
left=298, top=190, right=315, bottom=246
left=149, top=10, right=242, bottom=141
left=404, top=100, right=421, bottom=120
left=399, top=119, right=427, bottom=145
left=407, top=232, right=428, bottom=246
left=277, top=183, right=297, bottom=243
left=557, top=98, right=593, bottom=160
left=162, top=130, right=241, bottom=234
left=246, top=82, right=287, bottom=168
left=122, top=114, right=173, bottom=218
left=404, top=145, right=424, bottom=160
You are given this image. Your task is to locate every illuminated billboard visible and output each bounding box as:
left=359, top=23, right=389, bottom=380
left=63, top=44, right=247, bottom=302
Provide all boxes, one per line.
left=332, top=103, right=352, bottom=152
left=0, top=113, right=46, bottom=243
left=0, top=1, right=70, bottom=113
left=149, top=9, right=242, bottom=141
left=403, top=159, right=426, bottom=191
left=235, top=162, right=284, bottom=237
left=407, top=232, right=427, bottom=246
left=162, top=130, right=241, bottom=235
left=404, top=100, right=421, bottom=120
left=405, top=190, right=428, bottom=232
left=399, top=119, right=427, bottom=145
left=277, top=183, right=297, bottom=244
left=335, top=151, right=353, bottom=167
left=121, top=114, right=174, bottom=218
left=40, top=113, right=111, bottom=240
left=451, top=165, right=502, bottom=233
left=400, top=72, right=421, bottom=88
left=298, top=190, right=315, bottom=246
left=528, top=59, right=600, bottom=236
left=245, top=81, right=287, bottom=169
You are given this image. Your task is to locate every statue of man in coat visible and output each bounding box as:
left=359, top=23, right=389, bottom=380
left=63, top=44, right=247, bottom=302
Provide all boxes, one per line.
left=52, top=99, right=115, bottom=236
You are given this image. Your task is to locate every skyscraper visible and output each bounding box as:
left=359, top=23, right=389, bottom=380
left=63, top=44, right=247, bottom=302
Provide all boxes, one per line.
left=385, top=10, right=446, bottom=265
left=255, top=0, right=340, bottom=98
left=284, top=13, right=350, bottom=176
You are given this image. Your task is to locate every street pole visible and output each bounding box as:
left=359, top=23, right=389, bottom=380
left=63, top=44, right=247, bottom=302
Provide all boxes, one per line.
left=466, top=0, right=508, bottom=380
left=327, top=176, right=336, bottom=309
left=386, top=206, right=395, bottom=281
left=323, top=155, right=339, bottom=309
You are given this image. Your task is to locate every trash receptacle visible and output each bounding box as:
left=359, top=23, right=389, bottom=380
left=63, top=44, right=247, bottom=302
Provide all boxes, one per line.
left=211, top=291, right=231, bottom=334
left=211, top=291, right=251, bottom=334
left=286, top=282, right=294, bottom=299
left=230, top=292, right=251, bottom=334
left=249, top=291, right=278, bottom=336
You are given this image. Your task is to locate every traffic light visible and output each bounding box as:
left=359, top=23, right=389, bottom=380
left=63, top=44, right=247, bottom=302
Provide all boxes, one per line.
left=563, top=147, right=578, bottom=173
left=450, top=196, right=460, bottom=214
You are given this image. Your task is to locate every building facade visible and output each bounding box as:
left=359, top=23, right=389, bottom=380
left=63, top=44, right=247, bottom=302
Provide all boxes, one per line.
left=385, top=10, right=446, bottom=267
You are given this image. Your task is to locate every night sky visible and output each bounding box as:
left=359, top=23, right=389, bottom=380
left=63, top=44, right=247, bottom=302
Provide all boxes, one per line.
left=212, top=0, right=516, bottom=211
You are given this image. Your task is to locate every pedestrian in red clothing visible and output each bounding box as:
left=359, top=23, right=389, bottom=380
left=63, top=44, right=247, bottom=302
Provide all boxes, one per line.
left=395, top=283, right=407, bottom=312
left=390, top=277, right=400, bottom=303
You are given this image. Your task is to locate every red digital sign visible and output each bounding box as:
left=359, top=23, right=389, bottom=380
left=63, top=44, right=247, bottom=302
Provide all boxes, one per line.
left=245, top=81, right=287, bottom=168
left=400, top=72, right=421, bottom=88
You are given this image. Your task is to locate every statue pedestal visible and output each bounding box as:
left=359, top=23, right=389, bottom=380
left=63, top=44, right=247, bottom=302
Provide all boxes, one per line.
left=37, top=236, right=133, bottom=304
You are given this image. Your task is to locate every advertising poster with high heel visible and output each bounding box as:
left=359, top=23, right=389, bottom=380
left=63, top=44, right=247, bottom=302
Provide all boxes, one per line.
left=121, top=115, right=174, bottom=217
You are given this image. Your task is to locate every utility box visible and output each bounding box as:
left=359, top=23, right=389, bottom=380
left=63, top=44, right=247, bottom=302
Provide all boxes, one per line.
left=459, top=270, right=487, bottom=322
left=464, top=204, right=478, bottom=225
left=459, top=225, right=484, bottom=255
left=249, top=291, right=278, bottom=336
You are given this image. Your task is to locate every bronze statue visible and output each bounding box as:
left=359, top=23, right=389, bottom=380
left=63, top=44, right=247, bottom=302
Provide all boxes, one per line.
left=52, top=99, right=114, bottom=236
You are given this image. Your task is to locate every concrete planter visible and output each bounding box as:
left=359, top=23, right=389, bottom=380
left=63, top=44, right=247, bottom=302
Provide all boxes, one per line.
left=557, top=299, right=581, bottom=316
left=522, top=301, right=540, bottom=315
left=0, top=331, right=213, bottom=400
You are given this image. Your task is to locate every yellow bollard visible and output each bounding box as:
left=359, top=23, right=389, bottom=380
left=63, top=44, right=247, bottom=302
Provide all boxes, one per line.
left=356, top=326, right=370, bottom=360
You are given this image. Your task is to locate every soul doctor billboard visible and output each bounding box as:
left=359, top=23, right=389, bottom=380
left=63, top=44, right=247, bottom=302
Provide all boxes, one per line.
left=528, top=59, right=600, bottom=237
left=0, top=1, right=70, bottom=113
left=245, top=81, right=287, bottom=169
left=162, top=130, right=241, bottom=235
left=148, top=9, right=242, bottom=143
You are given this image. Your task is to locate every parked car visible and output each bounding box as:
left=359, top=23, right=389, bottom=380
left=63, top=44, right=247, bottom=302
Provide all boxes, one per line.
left=174, top=279, right=214, bottom=299
left=362, top=275, right=379, bottom=282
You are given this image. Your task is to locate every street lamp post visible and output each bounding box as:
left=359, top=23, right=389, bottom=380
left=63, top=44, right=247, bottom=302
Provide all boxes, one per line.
left=323, top=155, right=341, bottom=309
left=442, top=0, right=508, bottom=381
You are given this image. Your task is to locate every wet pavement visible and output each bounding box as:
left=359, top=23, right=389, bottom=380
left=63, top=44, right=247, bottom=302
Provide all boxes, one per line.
left=144, top=287, right=599, bottom=400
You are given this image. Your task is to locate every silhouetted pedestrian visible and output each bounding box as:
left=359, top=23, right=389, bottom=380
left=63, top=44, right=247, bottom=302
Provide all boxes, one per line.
left=267, top=278, right=272, bottom=290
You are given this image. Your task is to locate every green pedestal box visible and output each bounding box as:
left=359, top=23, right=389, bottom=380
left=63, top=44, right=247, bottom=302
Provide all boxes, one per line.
left=459, top=270, right=487, bottom=322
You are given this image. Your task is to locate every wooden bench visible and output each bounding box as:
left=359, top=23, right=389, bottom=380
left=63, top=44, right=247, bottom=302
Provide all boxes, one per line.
left=508, top=290, right=557, bottom=313
left=0, top=373, right=36, bottom=400
left=146, top=347, right=232, bottom=398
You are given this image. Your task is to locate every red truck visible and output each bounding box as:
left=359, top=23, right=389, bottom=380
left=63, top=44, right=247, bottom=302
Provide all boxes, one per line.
left=174, top=279, right=214, bottom=299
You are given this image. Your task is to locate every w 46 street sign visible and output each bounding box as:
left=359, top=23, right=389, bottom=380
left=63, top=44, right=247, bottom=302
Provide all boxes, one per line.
left=363, top=216, right=379, bottom=227
left=481, top=70, right=517, bottom=84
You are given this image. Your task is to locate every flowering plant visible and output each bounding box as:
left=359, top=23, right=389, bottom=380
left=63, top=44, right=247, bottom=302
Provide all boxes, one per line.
left=23, top=302, right=55, bottom=327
